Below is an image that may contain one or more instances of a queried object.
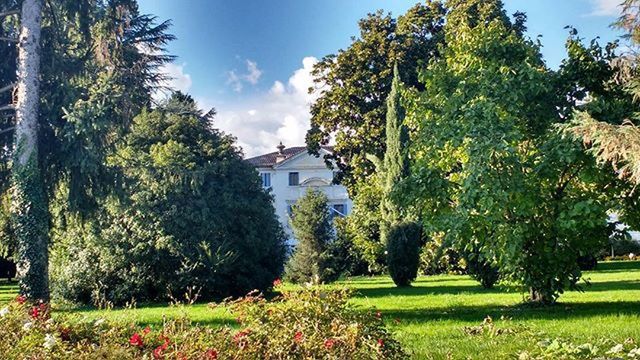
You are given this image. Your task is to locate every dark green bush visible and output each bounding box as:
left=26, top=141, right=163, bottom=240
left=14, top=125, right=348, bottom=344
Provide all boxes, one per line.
left=50, top=95, right=287, bottom=304
left=387, top=222, right=421, bottom=287
left=324, top=218, right=370, bottom=279
left=465, top=252, right=500, bottom=289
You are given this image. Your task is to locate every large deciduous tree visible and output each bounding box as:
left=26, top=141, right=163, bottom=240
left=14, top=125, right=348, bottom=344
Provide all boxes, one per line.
left=306, top=2, right=446, bottom=194
left=404, top=0, right=610, bottom=303
left=10, top=0, right=49, bottom=301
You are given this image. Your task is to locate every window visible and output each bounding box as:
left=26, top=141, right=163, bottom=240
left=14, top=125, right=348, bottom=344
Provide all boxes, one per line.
left=332, top=204, right=346, bottom=218
left=260, top=173, right=271, bottom=188
left=288, top=172, right=299, bottom=186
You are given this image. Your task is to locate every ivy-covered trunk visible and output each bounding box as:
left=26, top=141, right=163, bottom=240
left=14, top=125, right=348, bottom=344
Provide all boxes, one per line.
left=11, top=0, right=49, bottom=301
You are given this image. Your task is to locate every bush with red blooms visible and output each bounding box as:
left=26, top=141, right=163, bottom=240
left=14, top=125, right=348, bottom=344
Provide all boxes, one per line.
left=0, top=288, right=408, bottom=359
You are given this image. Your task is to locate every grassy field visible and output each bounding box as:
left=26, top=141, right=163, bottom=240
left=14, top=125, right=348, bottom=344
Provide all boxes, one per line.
left=2, top=261, right=639, bottom=359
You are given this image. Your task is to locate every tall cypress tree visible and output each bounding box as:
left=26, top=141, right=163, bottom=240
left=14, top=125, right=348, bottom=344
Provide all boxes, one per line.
left=380, top=64, right=410, bottom=242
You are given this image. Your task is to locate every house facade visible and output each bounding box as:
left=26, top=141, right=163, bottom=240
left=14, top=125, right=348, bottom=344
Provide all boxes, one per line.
left=247, top=143, right=352, bottom=242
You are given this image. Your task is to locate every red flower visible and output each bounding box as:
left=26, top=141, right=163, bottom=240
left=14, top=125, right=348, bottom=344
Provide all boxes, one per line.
left=294, top=331, right=304, bottom=343
left=143, top=326, right=151, bottom=335
left=375, top=311, right=382, bottom=319
left=129, top=333, right=144, bottom=347
left=205, top=349, right=218, bottom=359
left=272, top=278, right=282, bottom=287
left=15, top=295, right=27, bottom=304
left=377, top=339, right=385, bottom=348
left=153, top=345, right=164, bottom=359
left=30, top=306, right=39, bottom=319
left=324, top=338, right=336, bottom=350
left=233, top=329, right=250, bottom=344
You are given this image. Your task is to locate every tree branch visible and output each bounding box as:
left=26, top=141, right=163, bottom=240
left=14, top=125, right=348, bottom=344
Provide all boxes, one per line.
left=0, top=37, right=18, bottom=43
left=0, top=9, right=20, bottom=18
left=0, top=83, right=15, bottom=94
left=0, top=104, right=15, bottom=112
left=0, top=126, right=14, bottom=135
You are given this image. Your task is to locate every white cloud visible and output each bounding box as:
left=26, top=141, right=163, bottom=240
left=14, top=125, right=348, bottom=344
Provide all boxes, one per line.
left=245, top=60, right=263, bottom=85
left=153, top=62, right=193, bottom=100
left=587, top=0, right=623, bottom=16
left=226, top=59, right=263, bottom=92
left=212, top=57, right=323, bottom=158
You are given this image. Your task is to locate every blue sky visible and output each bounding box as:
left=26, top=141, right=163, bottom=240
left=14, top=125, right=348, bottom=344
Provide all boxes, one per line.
left=138, top=0, right=624, bottom=157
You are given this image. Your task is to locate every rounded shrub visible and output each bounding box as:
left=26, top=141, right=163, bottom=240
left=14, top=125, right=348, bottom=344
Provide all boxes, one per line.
left=387, top=222, right=421, bottom=287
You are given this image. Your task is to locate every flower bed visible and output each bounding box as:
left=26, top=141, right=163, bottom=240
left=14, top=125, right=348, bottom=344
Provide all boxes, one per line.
left=0, top=287, right=407, bottom=359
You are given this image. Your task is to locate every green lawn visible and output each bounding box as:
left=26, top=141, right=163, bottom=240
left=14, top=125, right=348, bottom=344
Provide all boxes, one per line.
left=2, top=261, right=639, bottom=359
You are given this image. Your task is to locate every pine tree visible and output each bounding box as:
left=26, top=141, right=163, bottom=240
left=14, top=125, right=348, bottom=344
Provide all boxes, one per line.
left=285, top=188, right=334, bottom=284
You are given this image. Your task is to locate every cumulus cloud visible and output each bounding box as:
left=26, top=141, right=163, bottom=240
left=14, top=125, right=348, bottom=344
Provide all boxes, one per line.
left=227, top=59, right=263, bottom=92
left=213, top=56, right=323, bottom=158
left=587, top=0, right=623, bottom=16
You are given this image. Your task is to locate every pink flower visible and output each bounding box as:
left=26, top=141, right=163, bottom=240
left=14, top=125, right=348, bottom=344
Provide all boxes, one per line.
left=273, top=278, right=282, bottom=287
left=377, top=339, right=384, bottom=348
left=294, top=331, right=303, bottom=343
left=15, top=295, right=27, bottom=304
left=143, top=326, right=151, bottom=335
left=376, top=311, right=382, bottom=319
left=129, top=333, right=144, bottom=347
left=324, top=338, right=336, bottom=350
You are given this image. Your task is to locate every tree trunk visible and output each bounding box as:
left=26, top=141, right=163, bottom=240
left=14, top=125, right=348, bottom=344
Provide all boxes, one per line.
left=11, top=0, right=49, bottom=301
left=529, top=288, right=554, bottom=305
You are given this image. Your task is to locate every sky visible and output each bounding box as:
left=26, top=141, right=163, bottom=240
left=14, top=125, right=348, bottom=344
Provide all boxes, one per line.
left=138, top=0, right=625, bottom=158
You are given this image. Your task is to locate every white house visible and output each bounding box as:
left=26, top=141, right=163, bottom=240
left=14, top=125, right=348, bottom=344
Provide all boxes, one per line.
left=247, top=143, right=352, bottom=242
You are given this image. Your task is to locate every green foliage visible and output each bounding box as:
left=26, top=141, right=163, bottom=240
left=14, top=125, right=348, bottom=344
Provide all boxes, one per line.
left=404, top=0, right=610, bottom=303
left=386, top=222, right=421, bottom=287
left=306, top=2, right=446, bottom=193
left=0, top=288, right=408, bottom=359
left=286, top=189, right=335, bottom=284
left=345, top=179, right=386, bottom=273
left=380, top=65, right=411, bottom=243
left=324, top=218, right=369, bottom=279
left=50, top=95, right=287, bottom=304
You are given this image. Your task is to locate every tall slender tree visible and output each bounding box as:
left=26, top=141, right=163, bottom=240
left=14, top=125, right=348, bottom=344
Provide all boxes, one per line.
left=379, top=64, right=410, bottom=242
left=10, top=0, right=49, bottom=301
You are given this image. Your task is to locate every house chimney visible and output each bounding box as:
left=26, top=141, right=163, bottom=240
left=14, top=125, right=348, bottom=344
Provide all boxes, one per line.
left=276, top=142, right=286, bottom=163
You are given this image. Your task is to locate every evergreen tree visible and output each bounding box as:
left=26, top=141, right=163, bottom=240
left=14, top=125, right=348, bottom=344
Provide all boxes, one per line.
left=286, top=188, right=335, bottom=284
left=380, top=65, right=411, bottom=242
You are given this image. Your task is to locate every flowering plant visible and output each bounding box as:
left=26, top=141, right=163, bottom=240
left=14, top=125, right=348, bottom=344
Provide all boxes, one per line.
left=0, top=288, right=407, bottom=359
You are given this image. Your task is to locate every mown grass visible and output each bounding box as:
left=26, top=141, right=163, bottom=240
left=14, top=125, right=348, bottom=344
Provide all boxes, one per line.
left=1, top=261, right=639, bottom=359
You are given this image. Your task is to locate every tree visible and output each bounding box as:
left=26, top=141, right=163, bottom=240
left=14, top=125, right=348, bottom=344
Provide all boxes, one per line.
left=1, top=0, right=175, bottom=301
left=404, top=0, right=609, bottom=303
left=8, top=0, right=50, bottom=301
left=306, top=2, right=446, bottom=194
left=387, top=222, right=421, bottom=287
left=286, top=188, right=335, bottom=284
left=565, top=1, right=640, bottom=187
left=51, top=94, right=287, bottom=304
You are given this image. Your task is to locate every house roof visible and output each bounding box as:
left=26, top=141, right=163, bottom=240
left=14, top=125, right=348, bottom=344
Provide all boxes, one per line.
left=246, top=145, right=333, bottom=168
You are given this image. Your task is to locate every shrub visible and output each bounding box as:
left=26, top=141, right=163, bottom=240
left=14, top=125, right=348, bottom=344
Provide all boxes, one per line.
left=387, top=222, right=421, bottom=287
left=324, top=218, right=369, bottom=279
left=50, top=95, right=287, bottom=305
left=285, top=189, right=335, bottom=284
left=419, top=234, right=465, bottom=275
left=0, top=257, right=16, bottom=281
left=0, top=288, right=408, bottom=359
left=464, top=249, right=499, bottom=289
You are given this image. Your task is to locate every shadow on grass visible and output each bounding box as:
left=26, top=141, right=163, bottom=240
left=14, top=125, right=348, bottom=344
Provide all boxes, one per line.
left=374, top=300, right=640, bottom=325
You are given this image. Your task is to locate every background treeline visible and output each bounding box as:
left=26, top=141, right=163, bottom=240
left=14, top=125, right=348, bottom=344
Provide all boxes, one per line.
left=305, top=0, right=640, bottom=304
